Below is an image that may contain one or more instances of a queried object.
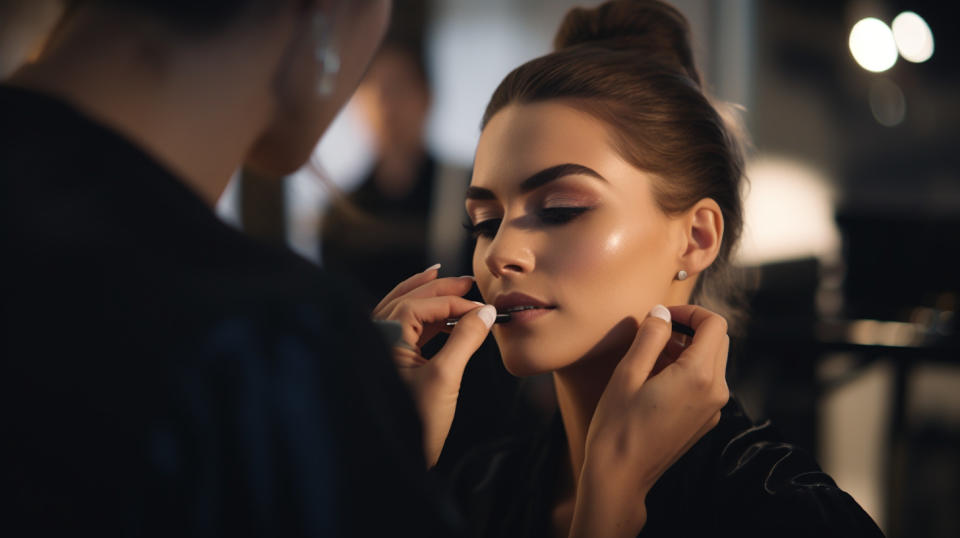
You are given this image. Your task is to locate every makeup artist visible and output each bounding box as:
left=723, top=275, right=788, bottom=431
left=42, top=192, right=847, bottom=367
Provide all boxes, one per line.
left=2, top=0, right=474, bottom=535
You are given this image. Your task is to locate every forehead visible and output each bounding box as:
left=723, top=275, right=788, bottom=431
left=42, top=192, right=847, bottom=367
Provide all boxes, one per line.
left=473, top=101, right=629, bottom=188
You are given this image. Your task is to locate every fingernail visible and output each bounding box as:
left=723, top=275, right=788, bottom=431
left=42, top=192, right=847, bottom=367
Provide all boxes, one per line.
left=477, top=305, right=497, bottom=329
left=650, top=304, right=671, bottom=323
left=423, top=263, right=441, bottom=272
left=459, top=275, right=475, bottom=280
left=472, top=301, right=484, bottom=306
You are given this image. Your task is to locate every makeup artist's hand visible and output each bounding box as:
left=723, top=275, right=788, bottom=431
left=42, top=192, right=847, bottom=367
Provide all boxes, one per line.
left=372, top=266, right=495, bottom=468
left=570, top=304, right=729, bottom=538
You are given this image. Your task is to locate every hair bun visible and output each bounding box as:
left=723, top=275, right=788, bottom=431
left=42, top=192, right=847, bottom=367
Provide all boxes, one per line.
left=553, top=0, right=700, bottom=86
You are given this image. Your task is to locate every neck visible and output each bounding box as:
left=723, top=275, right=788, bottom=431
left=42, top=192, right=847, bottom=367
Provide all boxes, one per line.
left=7, top=9, right=286, bottom=206
left=552, top=350, right=622, bottom=491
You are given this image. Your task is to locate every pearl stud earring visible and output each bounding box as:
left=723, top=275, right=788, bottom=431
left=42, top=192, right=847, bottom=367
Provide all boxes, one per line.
left=676, top=270, right=688, bottom=281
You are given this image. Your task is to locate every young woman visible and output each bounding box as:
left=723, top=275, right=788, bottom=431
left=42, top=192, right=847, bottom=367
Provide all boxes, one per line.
left=376, top=1, right=885, bottom=536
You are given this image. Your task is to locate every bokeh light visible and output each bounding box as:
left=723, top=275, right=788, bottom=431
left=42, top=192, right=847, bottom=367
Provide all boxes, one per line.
left=892, top=11, right=934, bottom=63
left=849, top=17, right=898, bottom=72
left=868, top=78, right=906, bottom=127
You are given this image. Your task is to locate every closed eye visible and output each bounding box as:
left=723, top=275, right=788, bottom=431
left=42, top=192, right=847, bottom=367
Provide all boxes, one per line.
left=464, top=207, right=592, bottom=240
left=463, top=218, right=502, bottom=239
left=539, top=206, right=592, bottom=224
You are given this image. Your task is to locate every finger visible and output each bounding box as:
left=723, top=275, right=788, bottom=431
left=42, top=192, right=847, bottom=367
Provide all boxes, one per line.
left=609, top=305, right=673, bottom=392
left=391, top=345, right=427, bottom=368
left=430, top=304, right=496, bottom=382
left=388, top=296, right=487, bottom=348
left=666, top=307, right=727, bottom=371
left=653, top=332, right=691, bottom=376
left=648, top=350, right=673, bottom=378
left=392, top=275, right=475, bottom=303
left=665, top=332, right=691, bottom=357
left=666, top=304, right=728, bottom=335
left=374, top=264, right=443, bottom=313
left=375, top=276, right=475, bottom=320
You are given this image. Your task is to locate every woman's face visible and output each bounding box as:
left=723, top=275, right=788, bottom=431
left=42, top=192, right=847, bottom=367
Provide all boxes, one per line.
left=469, top=101, right=684, bottom=376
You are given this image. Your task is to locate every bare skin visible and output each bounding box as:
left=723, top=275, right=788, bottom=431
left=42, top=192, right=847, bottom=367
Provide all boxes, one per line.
left=380, top=101, right=731, bottom=537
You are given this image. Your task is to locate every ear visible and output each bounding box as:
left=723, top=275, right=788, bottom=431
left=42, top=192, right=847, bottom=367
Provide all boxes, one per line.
left=678, top=198, right=724, bottom=276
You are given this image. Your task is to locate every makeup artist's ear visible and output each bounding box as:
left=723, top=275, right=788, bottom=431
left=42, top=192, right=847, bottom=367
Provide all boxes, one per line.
left=677, top=198, right=724, bottom=275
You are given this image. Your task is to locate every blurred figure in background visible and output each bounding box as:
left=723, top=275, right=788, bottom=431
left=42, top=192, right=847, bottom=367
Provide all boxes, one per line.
left=320, top=15, right=470, bottom=305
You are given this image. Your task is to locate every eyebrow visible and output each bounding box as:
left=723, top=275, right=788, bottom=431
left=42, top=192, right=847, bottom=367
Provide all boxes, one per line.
left=465, top=163, right=607, bottom=200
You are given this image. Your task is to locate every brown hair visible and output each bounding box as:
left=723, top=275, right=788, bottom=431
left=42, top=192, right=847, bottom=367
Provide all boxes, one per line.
left=482, top=0, right=747, bottom=328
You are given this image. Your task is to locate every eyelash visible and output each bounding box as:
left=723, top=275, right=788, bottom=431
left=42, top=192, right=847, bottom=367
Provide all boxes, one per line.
left=463, top=207, right=592, bottom=239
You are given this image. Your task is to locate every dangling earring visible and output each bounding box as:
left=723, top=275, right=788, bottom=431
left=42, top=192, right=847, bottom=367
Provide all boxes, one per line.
left=676, top=270, right=688, bottom=281
left=313, top=13, right=340, bottom=97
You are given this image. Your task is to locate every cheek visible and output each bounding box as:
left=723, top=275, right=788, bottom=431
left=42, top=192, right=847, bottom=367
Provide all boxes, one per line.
left=556, top=215, right=662, bottom=280
left=472, top=245, right=492, bottom=302
left=554, top=225, right=628, bottom=276
left=550, top=214, right=672, bottom=319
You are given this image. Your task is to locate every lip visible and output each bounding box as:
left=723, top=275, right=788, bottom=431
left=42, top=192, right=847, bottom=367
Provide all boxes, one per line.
left=493, top=292, right=553, bottom=311
left=492, top=292, right=556, bottom=325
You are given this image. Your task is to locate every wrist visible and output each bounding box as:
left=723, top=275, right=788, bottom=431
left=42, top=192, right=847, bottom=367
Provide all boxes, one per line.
left=570, top=464, right=649, bottom=538
left=569, top=487, right=647, bottom=538
left=579, top=447, right=655, bottom=502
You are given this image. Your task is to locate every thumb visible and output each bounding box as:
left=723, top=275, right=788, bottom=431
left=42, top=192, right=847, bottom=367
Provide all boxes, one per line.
left=609, top=305, right=674, bottom=392
left=430, top=304, right=496, bottom=381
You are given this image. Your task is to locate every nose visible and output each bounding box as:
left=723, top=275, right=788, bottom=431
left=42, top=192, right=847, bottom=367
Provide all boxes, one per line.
left=482, top=222, right=535, bottom=278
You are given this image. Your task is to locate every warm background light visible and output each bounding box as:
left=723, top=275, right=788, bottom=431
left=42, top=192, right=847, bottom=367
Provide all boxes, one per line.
left=737, top=155, right=839, bottom=266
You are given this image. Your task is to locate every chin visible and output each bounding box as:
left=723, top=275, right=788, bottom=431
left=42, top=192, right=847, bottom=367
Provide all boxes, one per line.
left=495, top=338, right=574, bottom=377
left=500, top=353, right=554, bottom=377
left=494, top=318, right=639, bottom=377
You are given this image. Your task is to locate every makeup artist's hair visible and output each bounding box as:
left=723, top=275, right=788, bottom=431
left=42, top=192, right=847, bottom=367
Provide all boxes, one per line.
left=482, top=0, right=748, bottom=330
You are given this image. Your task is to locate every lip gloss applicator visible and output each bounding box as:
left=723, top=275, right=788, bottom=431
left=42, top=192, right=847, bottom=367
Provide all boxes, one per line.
left=445, top=312, right=512, bottom=327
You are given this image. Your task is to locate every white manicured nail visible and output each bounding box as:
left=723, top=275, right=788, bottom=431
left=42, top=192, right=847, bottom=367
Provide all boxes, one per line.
left=477, top=305, right=497, bottom=328
left=424, top=263, right=441, bottom=272
left=650, top=304, right=671, bottom=323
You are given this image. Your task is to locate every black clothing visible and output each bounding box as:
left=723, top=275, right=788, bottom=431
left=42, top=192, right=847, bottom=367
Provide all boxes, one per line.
left=449, top=397, right=885, bottom=538
left=1, top=86, right=459, bottom=537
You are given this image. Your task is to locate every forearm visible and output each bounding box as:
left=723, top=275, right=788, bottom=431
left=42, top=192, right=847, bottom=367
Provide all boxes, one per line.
left=569, top=465, right=649, bottom=538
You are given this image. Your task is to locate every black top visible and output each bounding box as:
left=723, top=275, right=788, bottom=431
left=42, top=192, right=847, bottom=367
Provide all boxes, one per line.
left=0, top=86, right=459, bottom=537
left=448, top=397, right=885, bottom=538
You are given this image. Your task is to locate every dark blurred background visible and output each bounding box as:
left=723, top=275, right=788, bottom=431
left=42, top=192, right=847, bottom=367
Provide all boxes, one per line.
left=4, top=0, right=958, bottom=536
